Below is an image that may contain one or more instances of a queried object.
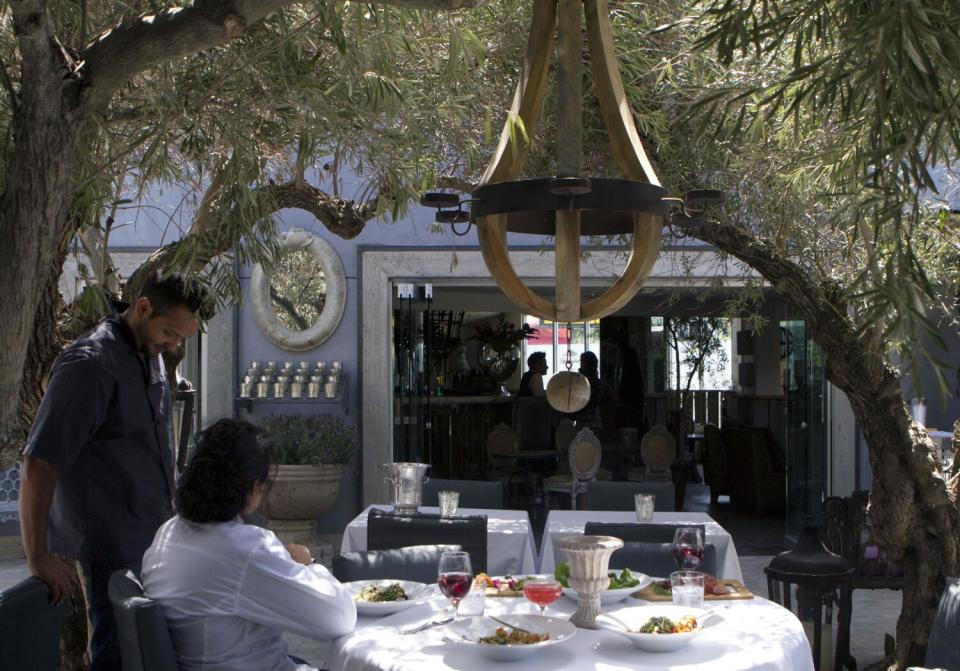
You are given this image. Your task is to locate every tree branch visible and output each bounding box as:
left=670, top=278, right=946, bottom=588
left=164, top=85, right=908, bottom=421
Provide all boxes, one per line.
left=79, top=0, right=482, bottom=110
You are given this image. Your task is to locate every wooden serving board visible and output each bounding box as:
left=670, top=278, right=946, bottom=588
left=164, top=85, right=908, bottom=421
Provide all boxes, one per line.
left=631, top=579, right=754, bottom=601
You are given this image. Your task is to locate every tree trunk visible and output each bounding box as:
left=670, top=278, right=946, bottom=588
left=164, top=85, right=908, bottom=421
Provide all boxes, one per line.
left=0, top=74, right=81, bottom=465
left=683, top=220, right=960, bottom=667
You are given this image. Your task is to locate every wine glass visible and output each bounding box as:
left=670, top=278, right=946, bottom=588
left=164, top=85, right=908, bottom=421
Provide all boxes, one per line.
left=672, top=527, right=705, bottom=570
left=438, top=551, right=473, bottom=620
left=522, top=579, right=562, bottom=616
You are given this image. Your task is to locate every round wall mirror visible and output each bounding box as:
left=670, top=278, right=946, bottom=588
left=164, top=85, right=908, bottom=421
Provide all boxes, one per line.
left=250, top=228, right=346, bottom=351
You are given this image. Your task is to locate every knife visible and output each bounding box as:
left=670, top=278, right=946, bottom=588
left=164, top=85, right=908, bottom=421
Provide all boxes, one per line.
left=400, top=616, right=454, bottom=635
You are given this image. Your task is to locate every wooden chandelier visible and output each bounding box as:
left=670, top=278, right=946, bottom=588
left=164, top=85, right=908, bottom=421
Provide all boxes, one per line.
left=473, top=0, right=665, bottom=322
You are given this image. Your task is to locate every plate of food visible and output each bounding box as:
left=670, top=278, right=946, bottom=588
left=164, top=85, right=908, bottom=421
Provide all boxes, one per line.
left=448, top=614, right=576, bottom=661
left=554, top=562, right=651, bottom=604
left=597, top=605, right=721, bottom=652
left=346, top=580, right=431, bottom=616
left=475, top=573, right=545, bottom=597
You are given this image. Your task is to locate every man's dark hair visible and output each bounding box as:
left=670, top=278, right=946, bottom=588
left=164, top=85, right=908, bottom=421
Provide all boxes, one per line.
left=139, top=271, right=209, bottom=317
left=527, top=351, right=547, bottom=368
left=176, top=419, right=274, bottom=523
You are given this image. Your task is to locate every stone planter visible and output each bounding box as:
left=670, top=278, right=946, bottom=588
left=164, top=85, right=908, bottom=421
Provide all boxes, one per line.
left=261, top=464, right=343, bottom=543
left=555, top=534, right=623, bottom=629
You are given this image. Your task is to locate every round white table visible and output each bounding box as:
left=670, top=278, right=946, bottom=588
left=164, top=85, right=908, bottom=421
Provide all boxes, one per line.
left=330, top=588, right=815, bottom=671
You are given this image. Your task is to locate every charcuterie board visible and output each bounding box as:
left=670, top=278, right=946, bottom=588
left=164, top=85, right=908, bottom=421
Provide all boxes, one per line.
left=632, top=578, right=754, bottom=601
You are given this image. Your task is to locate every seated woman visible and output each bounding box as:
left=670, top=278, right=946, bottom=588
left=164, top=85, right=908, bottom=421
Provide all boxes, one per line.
left=142, top=419, right=356, bottom=671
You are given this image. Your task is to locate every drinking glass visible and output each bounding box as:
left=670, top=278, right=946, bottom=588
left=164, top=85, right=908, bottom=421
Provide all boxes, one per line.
left=670, top=570, right=705, bottom=608
left=634, top=493, right=655, bottom=522
left=438, top=551, right=473, bottom=619
left=522, top=579, right=562, bottom=616
left=438, top=490, right=459, bottom=517
left=672, top=527, right=705, bottom=570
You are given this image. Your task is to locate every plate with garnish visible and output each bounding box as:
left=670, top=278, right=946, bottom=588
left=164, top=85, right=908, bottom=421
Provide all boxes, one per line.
left=597, top=605, right=722, bottom=652
left=448, top=614, right=576, bottom=661
left=346, top=580, right=431, bottom=616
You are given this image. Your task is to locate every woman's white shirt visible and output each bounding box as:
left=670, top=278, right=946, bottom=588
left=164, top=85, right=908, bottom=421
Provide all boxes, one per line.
left=142, top=516, right=356, bottom=671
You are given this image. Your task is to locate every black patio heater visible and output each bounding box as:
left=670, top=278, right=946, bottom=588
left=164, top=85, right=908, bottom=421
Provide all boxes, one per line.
left=765, top=517, right=854, bottom=671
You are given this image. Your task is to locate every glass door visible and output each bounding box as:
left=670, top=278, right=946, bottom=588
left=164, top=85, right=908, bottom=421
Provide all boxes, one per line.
left=782, top=313, right=829, bottom=539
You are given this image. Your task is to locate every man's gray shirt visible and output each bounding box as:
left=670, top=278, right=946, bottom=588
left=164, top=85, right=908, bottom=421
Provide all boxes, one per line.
left=24, top=313, right=174, bottom=565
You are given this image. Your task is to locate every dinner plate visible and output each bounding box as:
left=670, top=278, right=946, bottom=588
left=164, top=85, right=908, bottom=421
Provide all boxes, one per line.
left=448, top=614, right=576, bottom=662
left=346, top=579, right=431, bottom=616
left=562, top=571, right=652, bottom=605
left=597, top=604, right=721, bottom=652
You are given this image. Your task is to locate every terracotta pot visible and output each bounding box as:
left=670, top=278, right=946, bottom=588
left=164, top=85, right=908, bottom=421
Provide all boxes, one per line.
left=261, top=464, right=343, bottom=520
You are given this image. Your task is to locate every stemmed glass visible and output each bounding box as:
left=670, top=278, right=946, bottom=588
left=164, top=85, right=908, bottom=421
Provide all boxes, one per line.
left=672, top=527, right=705, bottom=570
left=522, top=579, right=562, bottom=616
left=437, top=551, right=473, bottom=620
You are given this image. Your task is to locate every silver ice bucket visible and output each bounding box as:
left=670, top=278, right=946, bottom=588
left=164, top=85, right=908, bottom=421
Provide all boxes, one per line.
left=382, top=462, right=430, bottom=514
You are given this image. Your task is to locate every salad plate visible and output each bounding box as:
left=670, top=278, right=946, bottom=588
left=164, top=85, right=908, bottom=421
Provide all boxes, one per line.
left=345, top=579, right=431, bottom=616
left=597, top=605, right=721, bottom=652
left=448, top=614, right=576, bottom=661
left=554, top=563, right=651, bottom=605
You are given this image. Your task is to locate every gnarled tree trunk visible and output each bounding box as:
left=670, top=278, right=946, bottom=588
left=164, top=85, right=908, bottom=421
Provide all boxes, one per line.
left=683, top=219, right=960, bottom=668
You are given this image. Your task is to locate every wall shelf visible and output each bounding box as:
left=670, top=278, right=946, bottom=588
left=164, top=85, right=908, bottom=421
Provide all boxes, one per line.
left=235, top=392, right=344, bottom=413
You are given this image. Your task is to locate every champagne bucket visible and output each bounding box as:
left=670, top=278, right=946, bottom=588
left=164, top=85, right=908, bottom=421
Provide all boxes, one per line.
left=382, top=462, right=430, bottom=514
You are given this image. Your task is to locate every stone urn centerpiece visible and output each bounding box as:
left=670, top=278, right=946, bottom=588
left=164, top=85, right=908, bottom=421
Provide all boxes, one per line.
left=258, top=413, right=356, bottom=545
left=555, top=534, right=624, bottom=629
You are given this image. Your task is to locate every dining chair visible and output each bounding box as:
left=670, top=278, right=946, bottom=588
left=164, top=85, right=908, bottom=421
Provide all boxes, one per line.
left=583, top=522, right=718, bottom=576
left=543, top=427, right=603, bottom=510
left=333, top=544, right=464, bottom=583
left=422, top=478, right=504, bottom=509
left=367, top=508, right=488, bottom=573
left=638, top=425, right=675, bottom=482
left=108, top=570, right=179, bottom=671
left=584, top=480, right=676, bottom=512
left=604, top=541, right=718, bottom=576
left=0, top=576, right=64, bottom=671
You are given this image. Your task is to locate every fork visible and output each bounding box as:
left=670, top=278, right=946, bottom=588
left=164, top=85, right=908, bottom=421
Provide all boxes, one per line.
left=400, top=616, right=454, bottom=635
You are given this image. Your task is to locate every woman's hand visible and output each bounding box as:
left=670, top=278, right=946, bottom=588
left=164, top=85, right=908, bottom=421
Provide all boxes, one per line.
left=286, top=543, right=313, bottom=565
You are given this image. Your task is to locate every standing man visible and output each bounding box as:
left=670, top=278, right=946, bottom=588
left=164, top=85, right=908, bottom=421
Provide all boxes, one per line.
left=19, top=272, right=207, bottom=670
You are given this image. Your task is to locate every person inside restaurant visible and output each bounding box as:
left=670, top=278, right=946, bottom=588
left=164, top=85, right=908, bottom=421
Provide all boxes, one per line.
left=141, top=419, right=356, bottom=671
left=517, top=351, right=548, bottom=397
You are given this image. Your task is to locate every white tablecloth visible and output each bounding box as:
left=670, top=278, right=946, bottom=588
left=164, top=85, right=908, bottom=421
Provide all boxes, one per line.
left=329, top=588, right=814, bottom=671
left=341, top=505, right=538, bottom=576
left=539, top=511, right=744, bottom=582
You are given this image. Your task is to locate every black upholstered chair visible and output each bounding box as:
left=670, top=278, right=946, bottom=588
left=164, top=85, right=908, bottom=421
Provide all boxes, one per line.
left=421, top=479, right=504, bottom=509
left=367, top=508, right=488, bottom=573
left=0, top=576, right=64, bottom=671
left=603, top=541, right=718, bottom=576
left=108, top=570, right=179, bottom=671
left=584, top=480, right=676, bottom=512
left=333, top=544, right=463, bottom=583
left=923, top=576, right=960, bottom=671
left=583, top=522, right=718, bottom=576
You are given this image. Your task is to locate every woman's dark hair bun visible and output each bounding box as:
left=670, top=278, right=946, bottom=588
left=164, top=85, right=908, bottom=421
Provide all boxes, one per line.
left=176, top=419, right=273, bottom=523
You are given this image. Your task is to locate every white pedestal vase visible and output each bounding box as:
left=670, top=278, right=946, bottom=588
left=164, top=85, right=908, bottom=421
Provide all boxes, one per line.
left=555, top=535, right=623, bottom=629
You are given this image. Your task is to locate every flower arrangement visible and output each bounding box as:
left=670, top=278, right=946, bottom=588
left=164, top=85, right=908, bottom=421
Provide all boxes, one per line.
left=259, top=413, right=356, bottom=465
left=471, top=313, right=539, bottom=354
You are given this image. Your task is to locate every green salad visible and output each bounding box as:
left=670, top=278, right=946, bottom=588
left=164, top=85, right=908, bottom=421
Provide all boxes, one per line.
left=553, top=562, right=641, bottom=590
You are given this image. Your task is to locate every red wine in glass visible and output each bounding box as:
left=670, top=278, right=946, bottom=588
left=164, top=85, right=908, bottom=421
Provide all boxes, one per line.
left=672, top=527, right=705, bottom=570
left=439, top=573, right=473, bottom=600
left=438, top=551, right=473, bottom=619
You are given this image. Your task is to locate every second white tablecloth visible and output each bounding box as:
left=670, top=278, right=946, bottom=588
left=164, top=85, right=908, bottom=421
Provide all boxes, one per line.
left=340, top=505, right=539, bottom=576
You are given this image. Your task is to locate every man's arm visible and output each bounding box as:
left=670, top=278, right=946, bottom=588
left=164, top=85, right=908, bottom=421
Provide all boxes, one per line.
left=19, top=456, right=78, bottom=604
